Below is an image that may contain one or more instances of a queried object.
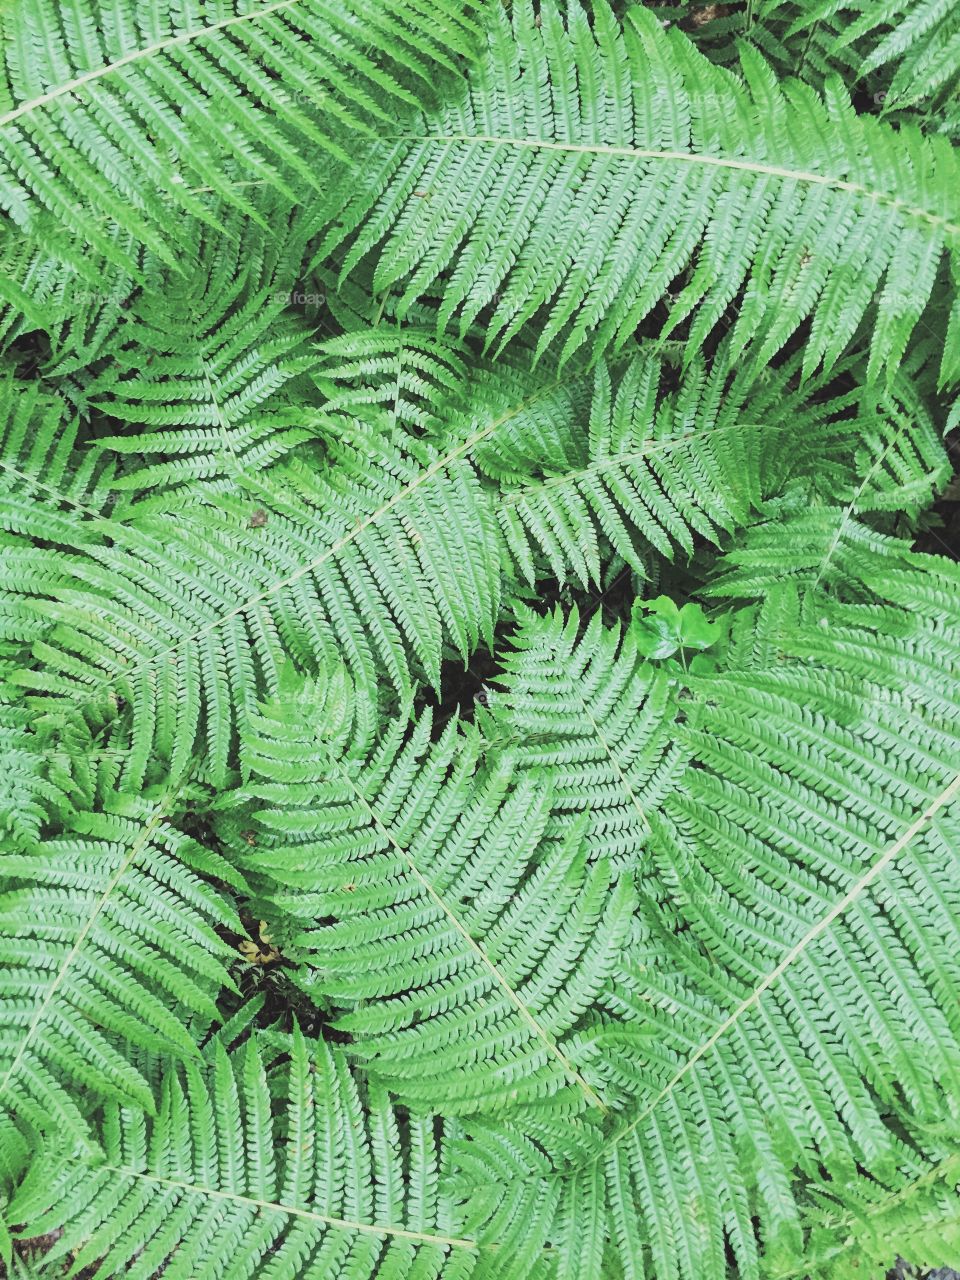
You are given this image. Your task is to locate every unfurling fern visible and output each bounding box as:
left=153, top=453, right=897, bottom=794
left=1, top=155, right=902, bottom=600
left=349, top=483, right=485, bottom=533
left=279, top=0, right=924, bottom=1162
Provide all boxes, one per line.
left=1, top=1, right=959, bottom=1279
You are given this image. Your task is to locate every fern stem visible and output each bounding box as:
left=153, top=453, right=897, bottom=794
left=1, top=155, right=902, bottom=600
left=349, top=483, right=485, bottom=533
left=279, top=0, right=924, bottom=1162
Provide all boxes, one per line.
left=82, top=1165, right=480, bottom=1249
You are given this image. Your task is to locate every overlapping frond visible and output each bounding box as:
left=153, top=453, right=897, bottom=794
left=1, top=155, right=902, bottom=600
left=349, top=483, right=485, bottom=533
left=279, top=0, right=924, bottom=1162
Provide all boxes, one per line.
left=0, top=361, right=502, bottom=782
left=422, top=539, right=958, bottom=1280
left=802, top=1153, right=960, bottom=1278
left=0, top=374, right=124, bottom=545
left=491, top=348, right=813, bottom=586
left=6, top=1030, right=484, bottom=1279
left=0, top=796, right=242, bottom=1143
left=706, top=367, right=950, bottom=599
left=0, top=702, right=95, bottom=848
left=0, top=0, right=484, bottom=267
left=0, top=2, right=958, bottom=1277
left=679, top=0, right=960, bottom=121
left=219, top=663, right=634, bottom=1119
left=319, top=0, right=960, bottom=380
left=83, top=270, right=321, bottom=497
left=478, top=605, right=684, bottom=870
left=781, top=0, right=960, bottom=110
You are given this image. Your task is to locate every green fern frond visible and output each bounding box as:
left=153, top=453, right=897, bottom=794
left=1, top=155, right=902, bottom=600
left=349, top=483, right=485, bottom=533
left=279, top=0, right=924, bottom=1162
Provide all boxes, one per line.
left=83, top=271, right=321, bottom=497
left=0, top=702, right=93, bottom=847
left=451, top=549, right=960, bottom=1280
left=492, top=348, right=794, bottom=587
left=313, top=327, right=475, bottom=436
left=6, top=1029, right=483, bottom=1279
left=783, top=0, right=960, bottom=109
left=319, top=1, right=960, bottom=380
left=706, top=369, right=950, bottom=599
left=1, top=384, right=502, bottom=782
left=0, top=374, right=125, bottom=546
left=0, top=796, right=242, bottom=1142
left=478, top=604, right=685, bottom=869
left=801, top=1152, right=960, bottom=1277
left=0, top=0, right=484, bottom=267
left=221, top=664, right=634, bottom=1118
left=681, top=0, right=960, bottom=120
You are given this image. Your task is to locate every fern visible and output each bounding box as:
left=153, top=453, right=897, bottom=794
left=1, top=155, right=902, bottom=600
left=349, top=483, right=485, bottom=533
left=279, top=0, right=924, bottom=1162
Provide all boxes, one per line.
left=450, top=557, right=960, bottom=1280
left=0, top=794, right=243, bottom=1143
left=0, top=0, right=483, bottom=267
left=6, top=1030, right=484, bottom=1279
left=217, top=663, right=634, bottom=1118
left=318, top=2, right=960, bottom=381
left=1, top=2, right=959, bottom=1278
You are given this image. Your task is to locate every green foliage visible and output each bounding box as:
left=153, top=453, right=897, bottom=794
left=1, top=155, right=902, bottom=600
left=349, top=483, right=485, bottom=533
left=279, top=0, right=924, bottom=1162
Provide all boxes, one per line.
left=1, top=2, right=959, bottom=1279
left=318, top=3, right=960, bottom=381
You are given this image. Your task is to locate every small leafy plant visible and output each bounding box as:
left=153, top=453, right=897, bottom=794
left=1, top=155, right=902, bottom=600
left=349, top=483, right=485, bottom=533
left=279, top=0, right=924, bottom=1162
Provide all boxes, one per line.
left=0, top=2, right=959, bottom=1278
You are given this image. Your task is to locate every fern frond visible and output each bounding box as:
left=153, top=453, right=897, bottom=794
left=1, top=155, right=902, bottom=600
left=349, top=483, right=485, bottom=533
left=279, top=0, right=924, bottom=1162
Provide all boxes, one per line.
left=0, top=374, right=125, bottom=545
left=707, top=368, right=950, bottom=599
left=0, top=0, right=483, bottom=267
left=1, top=375, right=503, bottom=782
left=478, top=604, right=685, bottom=870
left=454, top=547, right=960, bottom=1280
left=0, top=702, right=92, bottom=847
left=319, top=1, right=960, bottom=380
left=83, top=270, right=321, bottom=498
left=781, top=0, right=960, bottom=110
left=7, top=1029, right=483, bottom=1278
left=313, top=326, right=475, bottom=436
left=222, top=663, right=634, bottom=1118
left=0, top=796, right=242, bottom=1142
left=491, top=347, right=807, bottom=587
left=680, top=0, right=960, bottom=120
left=801, top=1152, right=960, bottom=1278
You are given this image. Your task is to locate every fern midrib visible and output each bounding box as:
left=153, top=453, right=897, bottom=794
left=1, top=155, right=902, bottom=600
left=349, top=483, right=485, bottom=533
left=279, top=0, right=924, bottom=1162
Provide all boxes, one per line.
left=577, top=696, right=651, bottom=836
left=0, top=802, right=168, bottom=1102
left=79, top=1164, right=479, bottom=1249
left=402, top=133, right=960, bottom=238
left=0, top=0, right=307, bottom=130
left=324, top=742, right=609, bottom=1111
left=0, top=456, right=108, bottom=524
left=586, top=767, right=960, bottom=1165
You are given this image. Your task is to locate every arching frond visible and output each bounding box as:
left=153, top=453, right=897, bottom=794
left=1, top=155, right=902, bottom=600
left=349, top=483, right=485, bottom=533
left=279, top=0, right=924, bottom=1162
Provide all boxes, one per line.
left=7, top=1030, right=484, bottom=1279
left=478, top=605, right=684, bottom=870
left=319, top=1, right=960, bottom=380
left=221, top=664, right=634, bottom=1119
left=0, top=0, right=483, bottom=267
left=83, top=270, right=321, bottom=498
left=452, top=546, right=960, bottom=1280
left=0, top=797, right=242, bottom=1143
left=0, top=373, right=501, bottom=784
